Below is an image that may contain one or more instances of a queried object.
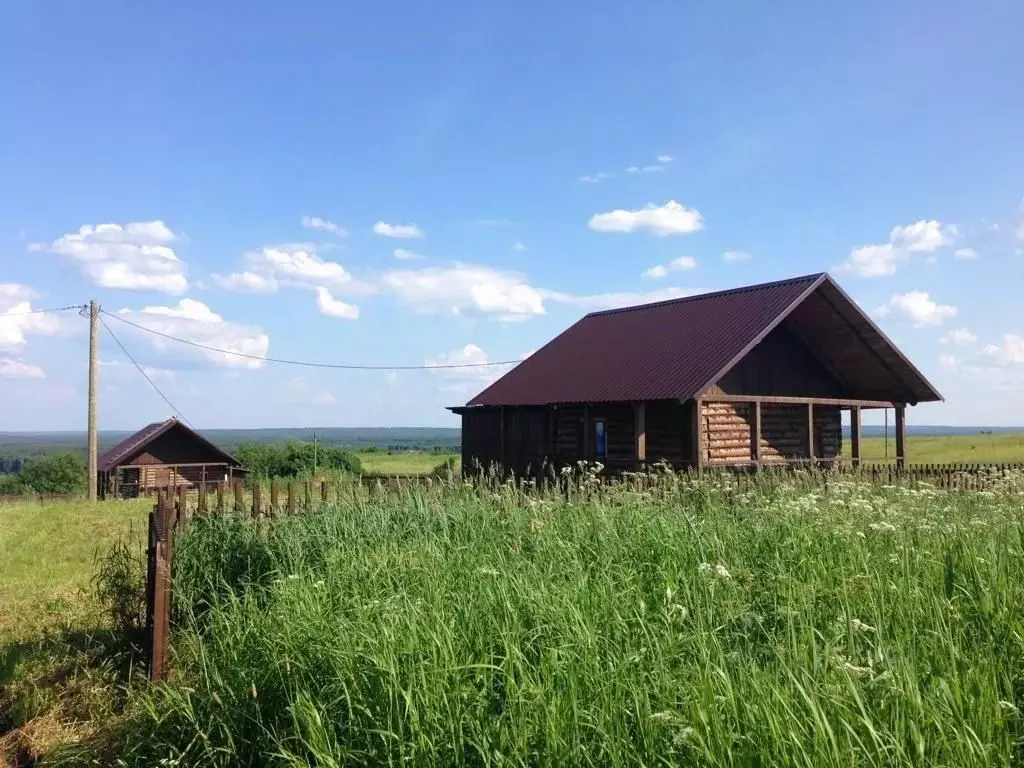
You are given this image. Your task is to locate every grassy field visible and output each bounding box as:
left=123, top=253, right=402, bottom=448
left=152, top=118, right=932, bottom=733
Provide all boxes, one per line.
left=357, top=451, right=458, bottom=475
left=3, top=455, right=1024, bottom=765
left=19, top=470, right=1012, bottom=766
left=848, top=433, right=1024, bottom=464
left=0, top=498, right=151, bottom=644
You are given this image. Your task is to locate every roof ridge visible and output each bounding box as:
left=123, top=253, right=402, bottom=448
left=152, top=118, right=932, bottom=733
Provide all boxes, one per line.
left=585, top=272, right=828, bottom=318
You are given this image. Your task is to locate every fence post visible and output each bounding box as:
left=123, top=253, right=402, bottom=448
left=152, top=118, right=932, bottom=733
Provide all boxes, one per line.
left=253, top=483, right=262, bottom=519
left=216, top=484, right=225, bottom=515
left=304, top=480, right=313, bottom=510
left=233, top=478, right=244, bottom=513
left=321, top=479, right=328, bottom=503
left=147, top=496, right=174, bottom=683
left=270, top=481, right=279, bottom=514
left=288, top=481, right=297, bottom=516
left=198, top=481, right=207, bottom=515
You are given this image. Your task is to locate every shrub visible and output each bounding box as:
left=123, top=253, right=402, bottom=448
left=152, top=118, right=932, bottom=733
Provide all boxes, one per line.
left=18, top=452, right=87, bottom=495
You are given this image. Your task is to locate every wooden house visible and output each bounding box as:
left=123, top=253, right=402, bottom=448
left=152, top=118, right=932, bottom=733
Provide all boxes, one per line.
left=450, top=273, right=942, bottom=475
left=98, top=417, right=242, bottom=498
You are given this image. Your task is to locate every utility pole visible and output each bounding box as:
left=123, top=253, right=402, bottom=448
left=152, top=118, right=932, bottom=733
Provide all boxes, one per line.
left=87, top=299, right=99, bottom=502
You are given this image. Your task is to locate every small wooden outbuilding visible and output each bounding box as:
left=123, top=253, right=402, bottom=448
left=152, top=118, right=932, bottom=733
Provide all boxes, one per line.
left=98, top=417, right=242, bottom=498
left=450, top=272, right=942, bottom=476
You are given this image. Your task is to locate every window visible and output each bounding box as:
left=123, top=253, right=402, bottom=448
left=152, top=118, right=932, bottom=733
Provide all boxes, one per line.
left=594, top=419, right=607, bottom=459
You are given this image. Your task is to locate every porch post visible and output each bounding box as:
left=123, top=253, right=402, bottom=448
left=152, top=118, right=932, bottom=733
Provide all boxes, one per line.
left=634, top=402, right=647, bottom=469
left=850, top=406, right=861, bottom=468
left=895, top=404, right=906, bottom=471
left=807, top=403, right=815, bottom=465
left=752, top=401, right=762, bottom=465
left=690, top=399, right=704, bottom=469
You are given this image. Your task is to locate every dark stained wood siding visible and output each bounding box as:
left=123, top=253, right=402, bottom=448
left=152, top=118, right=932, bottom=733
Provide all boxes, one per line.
left=645, top=400, right=691, bottom=465
left=707, top=325, right=843, bottom=398
left=120, top=425, right=235, bottom=467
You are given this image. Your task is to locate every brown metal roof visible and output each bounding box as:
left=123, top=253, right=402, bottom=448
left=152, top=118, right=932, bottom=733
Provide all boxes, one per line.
left=98, top=418, right=239, bottom=471
left=462, top=272, right=942, bottom=407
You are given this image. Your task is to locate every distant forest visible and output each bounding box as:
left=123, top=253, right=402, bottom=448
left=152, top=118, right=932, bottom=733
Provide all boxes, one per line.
left=0, top=427, right=461, bottom=474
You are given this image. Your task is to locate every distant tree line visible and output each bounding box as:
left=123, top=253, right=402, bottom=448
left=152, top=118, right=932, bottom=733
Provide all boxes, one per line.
left=0, top=453, right=87, bottom=495
left=234, top=441, right=362, bottom=479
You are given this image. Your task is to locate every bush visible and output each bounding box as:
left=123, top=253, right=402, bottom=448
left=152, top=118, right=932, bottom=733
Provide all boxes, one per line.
left=234, top=441, right=361, bottom=479
left=18, top=452, right=87, bottom=495
left=0, top=472, right=25, bottom=495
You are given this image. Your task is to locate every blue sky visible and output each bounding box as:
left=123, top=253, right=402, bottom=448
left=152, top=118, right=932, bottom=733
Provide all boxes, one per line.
left=1, top=0, right=1022, bottom=430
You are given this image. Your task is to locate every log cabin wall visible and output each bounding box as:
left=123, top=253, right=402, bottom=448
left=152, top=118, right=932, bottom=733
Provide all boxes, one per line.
left=701, top=402, right=842, bottom=465
left=460, top=408, right=502, bottom=474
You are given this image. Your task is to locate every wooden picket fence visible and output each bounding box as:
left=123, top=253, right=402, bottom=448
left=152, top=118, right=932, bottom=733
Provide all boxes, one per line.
left=143, top=463, right=1024, bottom=682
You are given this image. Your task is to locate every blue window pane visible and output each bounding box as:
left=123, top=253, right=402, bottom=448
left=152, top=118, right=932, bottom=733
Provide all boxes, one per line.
left=595, top=421, right=606, bottom=458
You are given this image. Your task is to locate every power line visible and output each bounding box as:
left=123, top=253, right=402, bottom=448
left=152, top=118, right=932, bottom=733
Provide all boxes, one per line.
left=2, top=304, right=87, bottom=316
left=99, top=314, right=193, bottom=427
left=101, top=310, right=523, bottom=370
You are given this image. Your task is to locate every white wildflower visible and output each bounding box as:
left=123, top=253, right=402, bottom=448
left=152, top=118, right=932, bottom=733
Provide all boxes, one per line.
left=999, top=700, right=1019, bottom=715
left=856, top=531, right=866, bottom=539
left=478, top=567, right=500, bottom=577
left=672, top=726, right=695, bottom=747
left=851, top=618, right=876, bottom=633
left=868, top=521, right=896, bottom=533
left=843, top=662, right=873, bottom=677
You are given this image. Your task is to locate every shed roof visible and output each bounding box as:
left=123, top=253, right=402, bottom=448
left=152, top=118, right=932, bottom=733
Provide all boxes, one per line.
left=460, top=272, right=942, bottom=408
left=98, top=418, right=239, bottom=471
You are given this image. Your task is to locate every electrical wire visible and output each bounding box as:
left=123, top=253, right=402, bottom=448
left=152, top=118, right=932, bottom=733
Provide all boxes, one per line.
left=101, top=310, right=523, bottom=370
left=2, top=304, right=88, bottom=316
left=99, top=314, right=194, bottom=427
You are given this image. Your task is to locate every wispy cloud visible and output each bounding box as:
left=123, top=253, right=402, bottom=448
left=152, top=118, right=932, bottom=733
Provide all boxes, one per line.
left=722, top=250, right=752, bottom=262
left=642, top=255, right=697, bottom=279
left=373, top=221, right=425, bottom=239
left=301, top=216, right=348, bottom=237
left=589, top=201, right=704, bottom=236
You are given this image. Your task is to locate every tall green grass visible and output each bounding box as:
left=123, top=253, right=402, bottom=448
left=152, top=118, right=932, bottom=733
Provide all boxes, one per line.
left=114, top=473, right=1024, bottom=766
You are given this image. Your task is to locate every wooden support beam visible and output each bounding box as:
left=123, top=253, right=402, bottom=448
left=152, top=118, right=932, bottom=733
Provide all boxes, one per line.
left=850, top=406, right=862, bottom=467
left=499, top=406, right=506, bottom=469
left=702, top=394, right=895, bottom=409
left=582, top=404, right=590, bottom=459
left=807, top=403, right=815, bottom=463
left=690, top=399, right=704, bottom=469
left=752, top=400, right=762, bottom=464
left=635, top=402, right=647, bottom=466
left=895, top=404, right=906, bottom=471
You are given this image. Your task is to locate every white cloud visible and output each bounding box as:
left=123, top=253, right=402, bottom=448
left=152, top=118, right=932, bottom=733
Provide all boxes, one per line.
left=34, top=220, right=188, bottom=294
left=543, top=286, right=695, bottom=312
left=889, top=220, right=955, bottom=252
left=281, top=376, right=335, bottom=406
left=722, top=250, right=752, bottom=262
left=214, top=244, right=370, bottom=318
left=954, top=247, right=979, bottom=260
left=426, top=343, right=513, bottom=393
left=625, top=164, right=664, bottom=174
left=578, top=172, right=610, bottom=184
left=0, top=284, right=62, bottom=351
left=939, top=354, right=958, bottom=369
left=840, top=219, right=957, bottom=277
left=115, top=299, right=270, bottom=369
left=875, top=291, right=958, bottom=327
left=642, top=255, right=697, bottom=279
left=940, top=328, right=977, bottom=346
left=315, top=287, right=359, bottom=320
left=213, top=271, right=279, bottom=293
left=843, top=244, right=901, bottom=277
left=656, top=155, right=674, bottom=163
left=301, top=216, right=348, bottom=237
left=380, top=264, right=546, bottom=321
left=512, top=241, right=526, bottom=252
left=393, top=248, right=425, bottom=261
left=0, top=358, right=45, bottom=378
left=373, top=221, right=424, bottom=239
left=983, top=335, right=1024, bottom=365
left=588, top=200, right=704, bottom=236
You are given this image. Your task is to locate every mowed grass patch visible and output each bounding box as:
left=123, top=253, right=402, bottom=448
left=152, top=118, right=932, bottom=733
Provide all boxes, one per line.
left=844, top=432, right=1024, bottom=464
left=358, top=451, right=459, bottom=475
left=0, top=498, right=149, bottom=641
left=107, top=474, right=1024, bottom=767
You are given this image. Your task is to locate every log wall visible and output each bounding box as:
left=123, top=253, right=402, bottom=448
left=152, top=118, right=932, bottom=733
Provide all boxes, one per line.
left=701, top=402, right=841, bottom=465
